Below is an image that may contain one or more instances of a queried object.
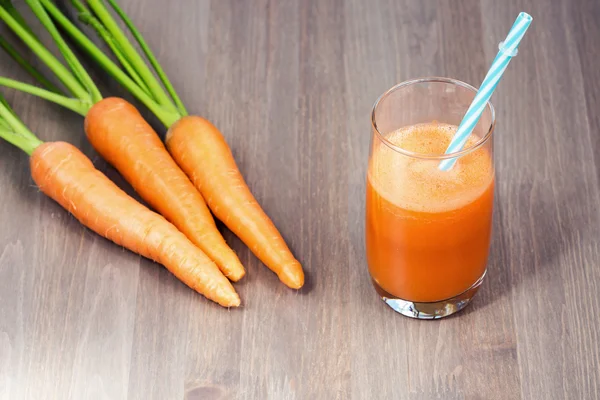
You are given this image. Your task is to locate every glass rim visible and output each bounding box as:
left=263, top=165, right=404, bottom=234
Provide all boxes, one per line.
left=371, top=77, right=496, bottom=160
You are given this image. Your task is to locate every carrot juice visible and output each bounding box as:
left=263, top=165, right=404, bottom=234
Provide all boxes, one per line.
left=366, top=122, right=494, bottom=304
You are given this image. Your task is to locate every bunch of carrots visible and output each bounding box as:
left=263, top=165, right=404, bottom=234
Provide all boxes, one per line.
left=0, top=0, right=304, bottom=307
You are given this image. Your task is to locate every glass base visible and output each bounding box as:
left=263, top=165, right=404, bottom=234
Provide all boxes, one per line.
left=372, top=272, right=486, bottom=320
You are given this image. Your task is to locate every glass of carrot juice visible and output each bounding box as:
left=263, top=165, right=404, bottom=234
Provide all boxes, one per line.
left=366, top=77, right=495, bottom=319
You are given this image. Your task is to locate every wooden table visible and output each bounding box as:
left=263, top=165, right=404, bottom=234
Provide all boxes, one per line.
left=1, top=1, right=599, bottom=399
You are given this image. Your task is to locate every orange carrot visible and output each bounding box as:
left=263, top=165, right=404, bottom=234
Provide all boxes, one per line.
left=31, top=141, right=241, bottom=307
left=166, top=116, right=304, bottom=289
left=0, top=3, right=245, bottom=282
left=2, top=0, right=303, bottom=289
left=84, top=98, right=245, bottom=281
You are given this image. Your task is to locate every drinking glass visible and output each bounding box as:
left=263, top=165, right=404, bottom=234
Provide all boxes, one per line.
left=366, top=77, right=495, bottom=319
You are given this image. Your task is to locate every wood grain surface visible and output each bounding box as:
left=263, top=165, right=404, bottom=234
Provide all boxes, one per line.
left=1, top=0, right=599, bottom=399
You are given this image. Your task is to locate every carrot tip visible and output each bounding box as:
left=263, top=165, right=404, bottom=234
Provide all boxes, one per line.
left=217, top=292, right=241, bottom=307
left=278, top=261, right=305, bottom=289
left=227, top=268, right=246, bottom=282
left=228, top=296, right=242, bottom=307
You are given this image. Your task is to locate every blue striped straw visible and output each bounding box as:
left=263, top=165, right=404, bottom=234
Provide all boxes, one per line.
left=439, top=12, right=533, bottom=171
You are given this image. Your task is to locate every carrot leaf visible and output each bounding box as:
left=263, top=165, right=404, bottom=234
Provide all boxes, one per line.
left=106, top=0, right=187, bottom=115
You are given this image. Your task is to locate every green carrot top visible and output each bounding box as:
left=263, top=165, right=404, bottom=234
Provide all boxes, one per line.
left=0, top=0, right=185, bottom=128
left=0, top=91, right=43, bottom=155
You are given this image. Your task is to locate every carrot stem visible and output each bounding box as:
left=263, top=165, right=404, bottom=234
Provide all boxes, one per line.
left=25, top=0, right=102, bottom=103
left=0, top=77, right=90, bottom=116
left=0, top=93, right=14, bottom=126
left=99, top=31, right=152, bottom=98
left=0, top=91, right=43, bottom=155
left=0, top=127, right=41, bottom=155
left=86, top=0, right=178, bottom=113
left=0, top=37, right=63, bottom=94
left=0, top=92, right=11, bottom=111
left=0, top=0, right=38, bottom=39
left=105, top=0, right=187, bottom=115
left=71, top=0, right=152, bottom=98
left=0, top=5, right=88, bottom=100
left=39, top=0, right=179, bottom=127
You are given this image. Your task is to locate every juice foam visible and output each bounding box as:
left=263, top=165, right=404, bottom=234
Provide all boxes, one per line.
left=368, top=122, right=493, bottom=213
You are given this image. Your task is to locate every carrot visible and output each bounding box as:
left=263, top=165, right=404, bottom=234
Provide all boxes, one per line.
left=47, top=0, right=306, bottom=289
left=3, top=0, right=304, bottom=289
left=0, top=1, right=245, bottom=282
left=167, top=117, right=305, bottom=289
left=84, top=97, right=245, bottom=281
left=32, top=142, right=240, bottom=307
left=0, top=93, right=240, bottom=307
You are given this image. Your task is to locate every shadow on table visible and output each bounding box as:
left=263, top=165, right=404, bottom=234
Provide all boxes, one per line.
left=462, top=179, right=582, bottom=316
